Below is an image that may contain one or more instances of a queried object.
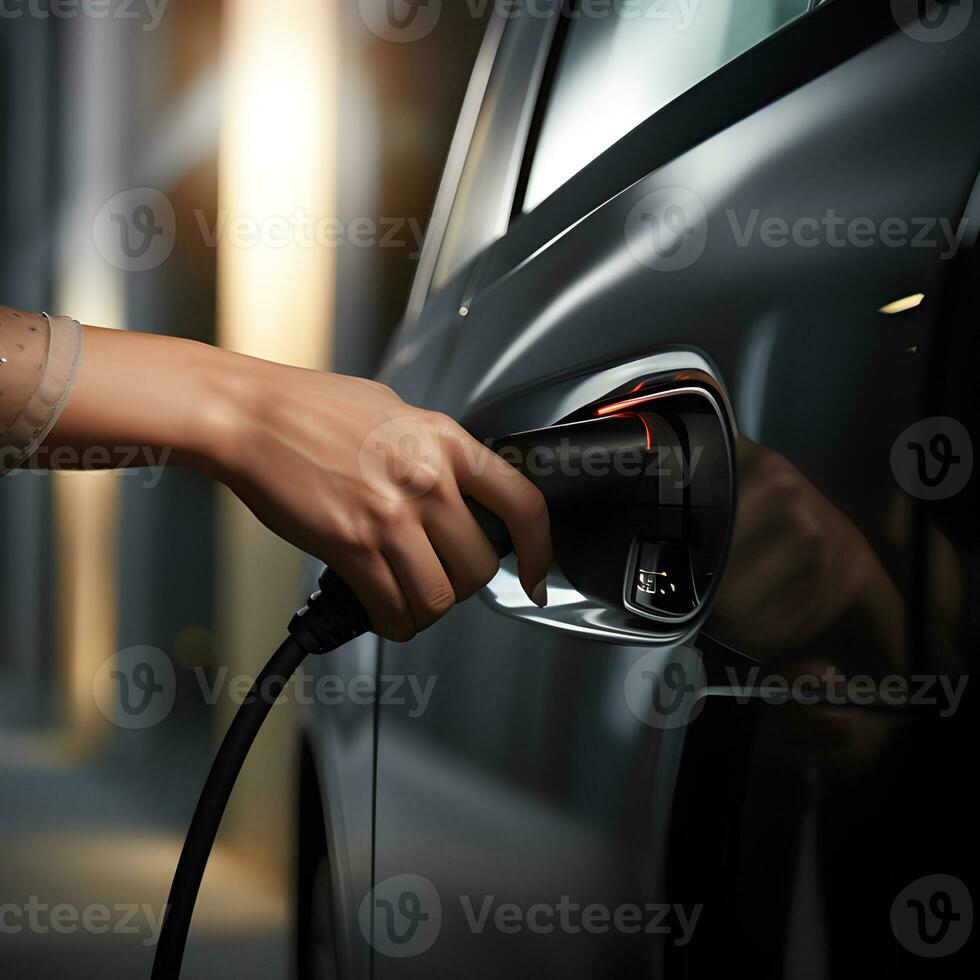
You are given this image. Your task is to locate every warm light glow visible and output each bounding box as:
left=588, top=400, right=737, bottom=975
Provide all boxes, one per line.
left=215, top=0, right=338, bottom=865
left=53, top=472, right=120, bottom=742
left=218, top=0, right=337, bottom=367
left=878, top=293, right=925, bottom=315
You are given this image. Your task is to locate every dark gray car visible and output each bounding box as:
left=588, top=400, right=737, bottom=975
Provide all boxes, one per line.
left=298, top=1, right=980, bottom=976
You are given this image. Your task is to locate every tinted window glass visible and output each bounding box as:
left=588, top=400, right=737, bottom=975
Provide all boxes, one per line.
left=524, top=0, right=811, bottom=211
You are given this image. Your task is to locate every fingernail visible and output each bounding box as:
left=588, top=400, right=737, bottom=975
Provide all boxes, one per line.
left=530, top=577, right=548, bottom=608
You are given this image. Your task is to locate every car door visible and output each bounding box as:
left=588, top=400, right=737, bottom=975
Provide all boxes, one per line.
left=370, top=1, right=979, bottom=977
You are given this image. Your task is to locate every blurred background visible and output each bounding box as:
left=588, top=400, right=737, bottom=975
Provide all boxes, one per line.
left=0, top=1, right=487, bottom=975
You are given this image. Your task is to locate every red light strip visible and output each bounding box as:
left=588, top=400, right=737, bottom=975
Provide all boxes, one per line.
left=596, top=394, right=660, bottom=416
left=635, top=412, right=653, bottom=451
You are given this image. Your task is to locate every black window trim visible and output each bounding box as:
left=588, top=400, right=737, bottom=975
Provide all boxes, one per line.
left=512, top=0, right=835, bottom=224
left=476, top=0, right=903, bottom=293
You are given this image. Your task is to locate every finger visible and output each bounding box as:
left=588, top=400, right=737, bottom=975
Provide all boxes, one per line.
left=451, top=435, right=551, bottom=606
left=423, top=486, right=501, bottom=601
left=339, top=550, right=416, bottom=643
left=382, top=523, right=457, bottom=631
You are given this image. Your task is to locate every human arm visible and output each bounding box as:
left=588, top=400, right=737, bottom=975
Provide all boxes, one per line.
left=2, top=311, right=552, bottom=641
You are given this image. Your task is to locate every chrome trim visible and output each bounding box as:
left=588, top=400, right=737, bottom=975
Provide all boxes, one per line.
left=552, top=352, right=737, bottom=436
left=482, top=563, right=695, bottom=647
left=403, top=13, right=507, bottom=327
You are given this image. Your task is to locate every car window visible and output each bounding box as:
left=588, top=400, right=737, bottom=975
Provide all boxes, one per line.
left=523, top=0, right=812, bottom=212
left=429, top=6, right=558, bottom=295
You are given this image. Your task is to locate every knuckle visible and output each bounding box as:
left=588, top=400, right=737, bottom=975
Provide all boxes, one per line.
left=421, top=472, right=453, bottom=503
left=376, top=589, right=411, bottom=621
left=336, top=524, right=376, bottom=558
left=400, top=459, right=443, bottom=499
left=370, top=499, right=409, bottom=530
left=420, top=582, right=456, bottom=620
left=425, top=410, right=457, bottom=435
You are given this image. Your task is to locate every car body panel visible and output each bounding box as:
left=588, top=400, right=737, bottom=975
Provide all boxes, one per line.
left=302, top=2, right=980, bottom=977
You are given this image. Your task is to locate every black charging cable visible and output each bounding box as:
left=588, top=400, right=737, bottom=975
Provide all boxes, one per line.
left=151, top=501, right=512, bottom=980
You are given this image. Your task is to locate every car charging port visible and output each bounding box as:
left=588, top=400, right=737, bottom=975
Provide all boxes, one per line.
left=487, top=376, right=734, bottom=633
left=630, top=540, right=698, bottom=617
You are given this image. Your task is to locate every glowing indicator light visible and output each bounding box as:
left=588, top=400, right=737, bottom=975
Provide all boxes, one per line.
left=878, top=293, right=925, bottom=315
left=597, top=394, right=661, bottom=416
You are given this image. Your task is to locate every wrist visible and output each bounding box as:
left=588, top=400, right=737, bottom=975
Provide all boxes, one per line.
left=179, top=341, right=258, bottom=485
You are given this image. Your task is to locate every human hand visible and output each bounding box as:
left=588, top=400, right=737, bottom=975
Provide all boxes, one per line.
left=208, top=361, right=551, bottom=641
left=709, top=436, right=898, bottom=659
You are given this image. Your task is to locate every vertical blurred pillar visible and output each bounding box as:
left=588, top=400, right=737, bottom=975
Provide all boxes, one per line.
left=0, top=14, right=55, bottom=724
left=53, top=15, right=130, bottom=747
left=217, top=0, right=337, bottom=868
